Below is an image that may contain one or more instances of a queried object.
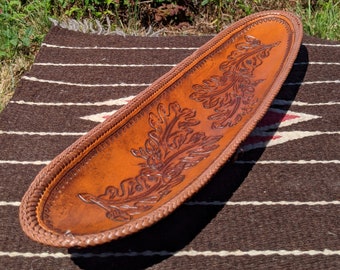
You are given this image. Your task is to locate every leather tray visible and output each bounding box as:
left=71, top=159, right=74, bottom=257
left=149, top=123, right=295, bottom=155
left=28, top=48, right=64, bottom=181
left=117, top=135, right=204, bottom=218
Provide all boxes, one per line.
left=20, top=11, right=303, bottom=247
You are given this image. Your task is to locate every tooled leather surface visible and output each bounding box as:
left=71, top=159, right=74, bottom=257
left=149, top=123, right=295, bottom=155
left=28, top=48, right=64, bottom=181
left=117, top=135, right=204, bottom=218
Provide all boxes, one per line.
left=190, top=35, right=280, bottom=129
left=76, top=35, right=279, bottom=223
left=78, top=102, right=222, bottom=222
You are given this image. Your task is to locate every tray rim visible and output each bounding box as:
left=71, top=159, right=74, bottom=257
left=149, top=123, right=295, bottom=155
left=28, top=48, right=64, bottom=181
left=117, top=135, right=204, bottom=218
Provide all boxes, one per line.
left=19, top=10, right=303, bottom=247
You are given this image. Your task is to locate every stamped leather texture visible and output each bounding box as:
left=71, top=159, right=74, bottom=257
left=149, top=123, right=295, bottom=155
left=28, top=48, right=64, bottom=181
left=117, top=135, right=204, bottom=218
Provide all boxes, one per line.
left=20, top=11, right=303, bottom=247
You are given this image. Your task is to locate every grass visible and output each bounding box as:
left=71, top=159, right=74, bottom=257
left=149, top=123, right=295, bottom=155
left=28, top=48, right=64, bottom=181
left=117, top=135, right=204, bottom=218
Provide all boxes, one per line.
left=0, top=56, right=32, bottom=111
left=0, top=0, right=51, bottom=111
left=0, top=0, right=339, bottom=112
left=297, top=0, right=340, bottom=40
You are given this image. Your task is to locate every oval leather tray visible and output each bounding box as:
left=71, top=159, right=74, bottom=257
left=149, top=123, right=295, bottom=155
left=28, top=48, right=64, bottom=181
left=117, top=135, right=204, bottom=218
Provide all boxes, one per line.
left=20, top=11, right=302, bottom=247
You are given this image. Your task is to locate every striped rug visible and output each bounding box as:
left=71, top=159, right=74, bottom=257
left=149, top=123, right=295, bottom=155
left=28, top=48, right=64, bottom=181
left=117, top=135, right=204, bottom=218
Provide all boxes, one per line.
left=0, top=26, right=339, bottom=269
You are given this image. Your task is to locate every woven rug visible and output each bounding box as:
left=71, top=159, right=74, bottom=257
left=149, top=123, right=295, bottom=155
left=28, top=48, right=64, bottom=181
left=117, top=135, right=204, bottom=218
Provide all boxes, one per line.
left=0, top=26, right=339, bottom=270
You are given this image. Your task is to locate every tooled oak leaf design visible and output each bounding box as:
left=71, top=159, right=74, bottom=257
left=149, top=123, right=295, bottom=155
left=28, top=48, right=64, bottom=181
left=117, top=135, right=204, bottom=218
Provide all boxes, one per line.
left=190, top=35, right=280, bottom=129
left=78, top=102, right=222, bottom=222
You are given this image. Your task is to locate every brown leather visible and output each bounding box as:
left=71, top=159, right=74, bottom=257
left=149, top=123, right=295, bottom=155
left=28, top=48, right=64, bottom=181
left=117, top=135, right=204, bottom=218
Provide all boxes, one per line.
left=19, top=11, right=303, bottom=247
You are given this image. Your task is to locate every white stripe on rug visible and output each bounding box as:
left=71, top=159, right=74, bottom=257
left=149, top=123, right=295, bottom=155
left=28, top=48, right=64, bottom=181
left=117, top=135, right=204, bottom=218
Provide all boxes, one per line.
left=284, top=80, right=340, bottom=86
left=33, top=61, right=340, bottom=67
left=272, top=100, right=340, bottom=106
left=294, top=61, right=340, bottom=65
left=185, top=200, right=340, bottom=206
left=0, top=201, right=21, bottom=206
left=41, top=43, right=198, bottom=50
left=235, top=160, right=340, bottom=164
left=1, top=159, right=338, bottom=165
left=41, top=42, right=340, bottom=50
left=1, top=130, right=338, bottom=137
left=3, top=200, right=339, bottom=207
left=34, top=63, right=176, bottom=67
left=0, top=249, right=339, bottom=258
left=10, top=99, right=340, bottom=107
left=10, top=96, right=135, bottom=106
left=0, top=160, right=50, bottom=165
left=303, top=43, right=340, bottom=47
left=21, top=76, right=151, bottom=87
left=21, top=76, right=340, bottom=87
left=0, top=131, right=85, bottom=136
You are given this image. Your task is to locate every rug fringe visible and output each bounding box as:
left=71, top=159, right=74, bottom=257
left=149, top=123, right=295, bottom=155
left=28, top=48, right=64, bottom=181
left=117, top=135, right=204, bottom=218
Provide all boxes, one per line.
left=49, top=17, right=163, bottom=37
